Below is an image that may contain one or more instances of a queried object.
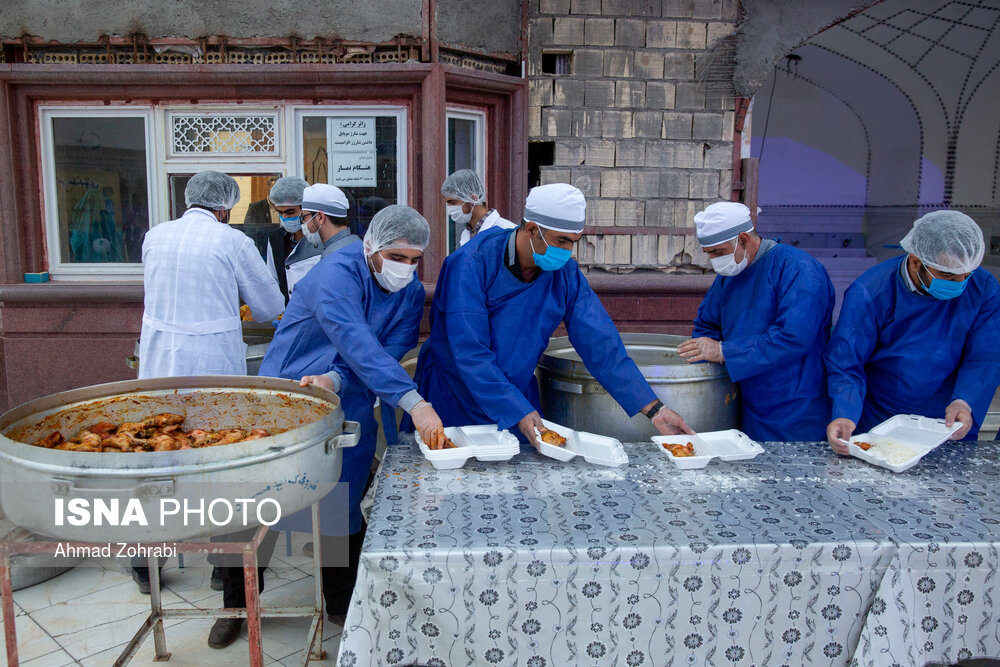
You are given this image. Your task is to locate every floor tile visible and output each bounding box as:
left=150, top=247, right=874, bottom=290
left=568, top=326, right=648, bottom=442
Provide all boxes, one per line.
left=9, top=562, right=135, bottom=614
left=20, top=648, right=77, bottom=666
left=0, top=613, right=63, bottom=665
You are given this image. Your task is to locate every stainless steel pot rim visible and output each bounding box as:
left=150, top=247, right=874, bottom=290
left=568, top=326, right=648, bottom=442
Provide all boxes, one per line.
left=0, top=433, right=331, bottom=478
left=0, top=375, right=339, bottom=431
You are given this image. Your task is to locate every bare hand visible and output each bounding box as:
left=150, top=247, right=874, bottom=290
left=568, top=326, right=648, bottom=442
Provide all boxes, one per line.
left=827, top=418, right=856, bottom=455
left=677, top=337, right=724, bottom=363
left=518, top=411, right=546, bottom=451
left=945, top=400, right=973, bottom=440
left=651, top=406, right=695, bottom=436
left=299, top=375, right=335, bottom=392
left=410, top=401, right=445, bottom=449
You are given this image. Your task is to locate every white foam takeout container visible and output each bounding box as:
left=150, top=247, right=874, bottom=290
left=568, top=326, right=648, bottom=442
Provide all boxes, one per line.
left=652, top=429, right=764, bottom=470
left=415, top=425, right=520, bottom=470
left=847, top=414, right=962, bottom=473
left=535, top=419, right=629, bottom=468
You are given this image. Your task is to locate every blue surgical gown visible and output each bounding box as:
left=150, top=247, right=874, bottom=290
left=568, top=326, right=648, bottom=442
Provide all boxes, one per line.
left=414, top=228, right=656, bottom=433
left=259, top=244, right=424, bottom=534
left=693, top=243, right=833, bottom=442
left=825, top=256, right=1000, bottom=439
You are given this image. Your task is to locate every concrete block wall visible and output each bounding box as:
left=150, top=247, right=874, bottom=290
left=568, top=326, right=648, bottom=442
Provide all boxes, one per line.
left=528, top=0, right=739, bottom=271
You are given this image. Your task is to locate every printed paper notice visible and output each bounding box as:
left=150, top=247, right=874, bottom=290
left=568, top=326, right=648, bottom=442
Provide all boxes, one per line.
left=327, top=118, right=377, bottom=187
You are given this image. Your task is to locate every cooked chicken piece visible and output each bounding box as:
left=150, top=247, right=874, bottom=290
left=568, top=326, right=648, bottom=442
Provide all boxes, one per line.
left=143, top=413, right=185, bottom=429
left=855, top=441, right=872, bottom=451
left=242, top=429, right=269, bottom=442
left=88, top=422, right=118, bottom=438
left=539, top=429, right=567, bottom=446
left=441, top=438, right=457, bottom=449
left=206, top=429, right=246, bottom=446
left=665, top=442, right=695, bottom=457
left=103, top=432, right=153, bottom=452
left=118, top=421, right=152, bottom=438
left=36, top=431, right=64, bottom=448
left=151, top=434, right=182, bottom=452
left=55, top=441, right=102, bottom=452
left=188, top=429, right=222, bottom=447
left=170, top=432, right=193, bottom=449
left=70, top=431, right=103, bottom=449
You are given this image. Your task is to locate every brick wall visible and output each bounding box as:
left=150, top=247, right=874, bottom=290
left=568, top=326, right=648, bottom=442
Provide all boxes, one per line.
left=528, top=0, right=739, bottom=272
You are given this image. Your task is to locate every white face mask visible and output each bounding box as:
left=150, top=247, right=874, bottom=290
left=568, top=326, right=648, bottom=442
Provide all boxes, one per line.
left=710, top=241, right=749, bottom=277
left=447, top=204, right=472, bottom=226
left=374, top=252, right=417, bottom=292
left=301, top=213, right=322, bottom=246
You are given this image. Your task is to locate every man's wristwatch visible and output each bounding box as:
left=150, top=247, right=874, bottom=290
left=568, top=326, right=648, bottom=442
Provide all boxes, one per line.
left=644, top=399, right=664, bottom=420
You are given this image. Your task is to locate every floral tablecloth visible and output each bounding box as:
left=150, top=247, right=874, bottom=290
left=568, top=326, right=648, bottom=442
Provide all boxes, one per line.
left=337, top=437, right=1000, bottom=667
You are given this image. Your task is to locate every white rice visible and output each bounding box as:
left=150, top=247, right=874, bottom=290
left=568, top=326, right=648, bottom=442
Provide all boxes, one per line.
left=864, top=438, right=920, bottom=464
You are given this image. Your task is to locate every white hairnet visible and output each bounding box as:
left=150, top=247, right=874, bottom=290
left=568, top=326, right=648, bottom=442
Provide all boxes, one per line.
left=441, top=169, right=486, bottom=204
left=269, top=177, right=309, bottom=207
left=184, top=171, right=240, bottom=210
left=900, top=210, right=984, bottom=274
left=363, top=204, right=430, bottom=254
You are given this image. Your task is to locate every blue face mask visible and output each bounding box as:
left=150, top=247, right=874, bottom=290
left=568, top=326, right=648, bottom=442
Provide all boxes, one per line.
left=279, top=215, right=301, bottom=233
left=530, top=228, right=572, bottom=271
left=919, top=264, right=968, bottom=300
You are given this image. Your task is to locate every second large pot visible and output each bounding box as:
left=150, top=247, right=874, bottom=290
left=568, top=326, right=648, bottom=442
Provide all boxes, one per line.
left=537, top=333, right=738, bottom=441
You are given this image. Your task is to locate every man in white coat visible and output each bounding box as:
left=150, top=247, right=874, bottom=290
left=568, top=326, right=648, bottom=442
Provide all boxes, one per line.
left=135, top=171, right=284, bottom=615
left=442, top=169, right=517, bottom=246
left=139, top=170, right=284, bottom=378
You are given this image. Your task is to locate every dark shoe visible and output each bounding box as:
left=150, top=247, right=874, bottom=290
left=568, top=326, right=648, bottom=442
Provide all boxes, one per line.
left=208, top=618, right=244, bottom=649
left=131, top=567, right=151, bottom=595
left=210, top=567, right=224, bottom=591
left=303, top=541, right=313, bottom=557
left=327, top=612, right=347, bottom=627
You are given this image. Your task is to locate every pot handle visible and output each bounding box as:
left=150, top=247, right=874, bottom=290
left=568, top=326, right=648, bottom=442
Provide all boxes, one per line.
left=550, top=379, right=584, bottom=394
left=50, top=478, right=174, bottom=498
left=328, top=420, right=361, bottom=452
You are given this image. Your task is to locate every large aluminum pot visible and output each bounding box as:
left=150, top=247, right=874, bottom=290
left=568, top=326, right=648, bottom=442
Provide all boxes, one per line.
left=0, top=376, right=358, bottom=543
left=537, top=333, right=738, bottom=441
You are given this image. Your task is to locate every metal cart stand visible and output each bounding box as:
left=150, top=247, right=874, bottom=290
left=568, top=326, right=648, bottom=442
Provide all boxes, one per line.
left=0, top=503, right=326, bottom=667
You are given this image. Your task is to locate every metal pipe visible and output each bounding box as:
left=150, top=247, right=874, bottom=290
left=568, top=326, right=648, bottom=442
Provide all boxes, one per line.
left=244, top=525, right=266, bottom=667
left=0, top=544, right=19, bottom=667
left=148, top=555, right=169, bottom=660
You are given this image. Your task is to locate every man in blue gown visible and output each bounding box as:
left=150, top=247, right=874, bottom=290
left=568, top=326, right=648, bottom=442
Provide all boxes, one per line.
left=258, top=205, right=445, bottom=626
left=414, top=183, right=693, bottom=446
left=677, top=202, right=834, bottom=442
left=825, top=210, right=1000, bottom=453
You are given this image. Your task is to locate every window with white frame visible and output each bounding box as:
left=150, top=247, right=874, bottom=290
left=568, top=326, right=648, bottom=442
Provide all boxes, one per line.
left=446, top=108, right=486, bottom=252
left=38, top=104, right=408, bottom=279
left=40, top=108, right=157, bottom=275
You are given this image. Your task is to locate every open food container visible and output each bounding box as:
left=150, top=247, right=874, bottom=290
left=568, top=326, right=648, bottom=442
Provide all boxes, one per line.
left=535, top=419, right=629, bottom=467
left=652, top=429, right=764, bottom=470
left=847, top=414, right=962, bottom=473
left=415, top=425, right=519, bottom=470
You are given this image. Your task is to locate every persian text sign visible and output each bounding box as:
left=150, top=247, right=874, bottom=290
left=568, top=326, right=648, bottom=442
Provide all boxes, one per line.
left=328, top=118, right=377, bottom=187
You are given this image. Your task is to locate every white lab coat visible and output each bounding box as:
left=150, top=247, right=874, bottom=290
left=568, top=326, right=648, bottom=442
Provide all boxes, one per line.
left=139, top=208, right=284, bottom=378
left=459, top=209, right=518, bottom=246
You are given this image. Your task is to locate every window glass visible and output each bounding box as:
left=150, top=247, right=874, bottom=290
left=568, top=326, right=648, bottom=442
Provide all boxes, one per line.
left=446, top=116, right=480, bottom=252
left=168, top=173, right=282, bottom=258
left=51, top=116, right=150, bottom=263
left=301, top=115, right=399, bottom=238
